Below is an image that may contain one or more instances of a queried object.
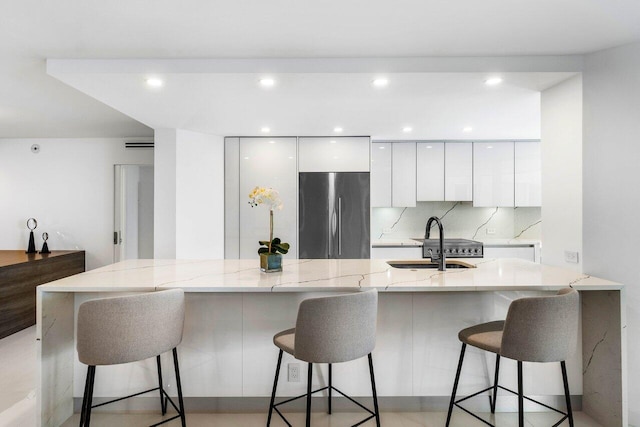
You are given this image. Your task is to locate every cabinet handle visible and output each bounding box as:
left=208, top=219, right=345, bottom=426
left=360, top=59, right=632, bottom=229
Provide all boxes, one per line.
left=338, top=197, right=342, bottom=256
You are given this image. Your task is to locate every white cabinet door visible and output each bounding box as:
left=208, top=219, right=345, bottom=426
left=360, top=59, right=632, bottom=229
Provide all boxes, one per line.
left=445, top=142, right=472, bottom=201
left=239, top=137, right=298, bottom=259
left=298, top=136, right=370, bottom=172
left=515, top=141, right=541, bottom=207
left=473, top=142, right=515, bottom=207
left=392, top=142, right=417, bottom=207
left=417, top=142, right=444, bottom=201
left=371, top=142, right=392, bottom=207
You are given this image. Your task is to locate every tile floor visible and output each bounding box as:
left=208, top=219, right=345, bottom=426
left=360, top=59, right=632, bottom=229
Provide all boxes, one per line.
left=0, top=327, right=601, bottom=427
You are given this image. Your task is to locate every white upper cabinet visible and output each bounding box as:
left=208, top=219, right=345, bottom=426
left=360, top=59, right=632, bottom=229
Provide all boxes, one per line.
left=416, top=142, right=444, bottom=201
left=298, top=137, right=370, bottom=172
left=371, top=142, right=392, bottom=207
left=392, top=142, right=417, bottom=207
left=473, top=142, right=515, bottom=207
left=445, top=142, right=473, bottom=201
left=515, top=141, right=541, bottom=207
left=239, top=137, right=298, bottom=259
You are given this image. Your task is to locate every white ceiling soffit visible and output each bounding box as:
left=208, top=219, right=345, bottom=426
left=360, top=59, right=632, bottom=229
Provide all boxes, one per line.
left=48, top=59, right=577, bottom=140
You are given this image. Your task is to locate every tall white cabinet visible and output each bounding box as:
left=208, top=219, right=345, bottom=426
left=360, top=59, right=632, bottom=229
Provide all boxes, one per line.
left=515, top=141, right=541, bottom=207
left=445, top=142, right=473, bottom=201
left=371, top=143, right=392, bottom=207
left=238, top=137, right=298, bottom=259
left=473, top=142, right=515, bottom=207
left=392, top=142, right=417, bottom=207
left=371, top=142, right=417, bottom=207
left=416, top=142, right=445, bottom=201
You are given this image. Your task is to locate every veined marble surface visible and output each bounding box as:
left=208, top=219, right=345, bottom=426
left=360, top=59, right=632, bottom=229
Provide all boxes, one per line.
left=37, top=258, right=621, bottom=293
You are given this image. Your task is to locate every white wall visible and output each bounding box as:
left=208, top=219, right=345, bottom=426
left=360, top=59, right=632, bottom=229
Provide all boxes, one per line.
left=540, top=74, right=583, bottom=270
left=0, top=138, right=153, bottom=270
left=154, top=129, right=225, bottom=259
left=583, top=41, right=640, bottom=425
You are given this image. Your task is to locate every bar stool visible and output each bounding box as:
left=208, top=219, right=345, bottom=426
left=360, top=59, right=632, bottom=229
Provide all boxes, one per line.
left=446, top=288, right=579, bottom=427
left=267, top=289, right=380, bottom=427
left=77, top=289, right=186, bottom=427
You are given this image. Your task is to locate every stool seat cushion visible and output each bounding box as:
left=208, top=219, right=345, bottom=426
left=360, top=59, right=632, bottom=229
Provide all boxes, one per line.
left=274, top=328, right=296, bottom=355
left=458, top=320, right=505, bottom=354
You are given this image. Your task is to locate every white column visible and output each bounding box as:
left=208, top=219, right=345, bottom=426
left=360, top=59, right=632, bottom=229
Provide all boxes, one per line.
left=154, top=129, right=225, bottom=259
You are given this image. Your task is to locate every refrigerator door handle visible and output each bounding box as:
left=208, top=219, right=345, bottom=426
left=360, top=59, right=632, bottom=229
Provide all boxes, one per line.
left=338, top=197, right=342, bottom=256
left=330, top=209, right=337, bottom=257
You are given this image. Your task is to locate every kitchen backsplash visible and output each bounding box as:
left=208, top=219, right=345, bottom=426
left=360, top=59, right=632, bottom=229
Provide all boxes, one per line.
left=372, top=202, right=541, bottom=241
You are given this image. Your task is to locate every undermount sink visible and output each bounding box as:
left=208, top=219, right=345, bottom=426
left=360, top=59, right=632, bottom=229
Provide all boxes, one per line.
left=387, top=260, right=475, bottom=269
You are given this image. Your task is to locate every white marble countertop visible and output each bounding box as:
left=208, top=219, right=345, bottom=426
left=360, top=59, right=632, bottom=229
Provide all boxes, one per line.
left=372, top=238, right=540, bottom=247
left=37, top=258, right=621, bottom=293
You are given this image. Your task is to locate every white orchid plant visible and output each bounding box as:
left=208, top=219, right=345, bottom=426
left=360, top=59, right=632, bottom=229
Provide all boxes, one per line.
left=248, top=187, right=290, bottom=255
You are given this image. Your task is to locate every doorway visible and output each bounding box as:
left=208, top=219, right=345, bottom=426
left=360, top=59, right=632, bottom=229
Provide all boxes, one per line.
left=114, top=164, right=154, bottom=262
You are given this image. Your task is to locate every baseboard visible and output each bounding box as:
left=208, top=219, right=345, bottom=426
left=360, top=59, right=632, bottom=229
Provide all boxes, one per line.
left=74, top=394, right=581, bottom=414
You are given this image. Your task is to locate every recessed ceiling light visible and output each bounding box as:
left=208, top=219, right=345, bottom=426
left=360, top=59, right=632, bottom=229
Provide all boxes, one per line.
left=333, top=127, right=343, bottom=133
left=261, top=127, right=271, bottom=133
left=146, top=78, right=163, bottom=88
left=463, top=126, right=473, bottom=133
left=426, top=145, right=433, bottom=149
left=259, top=78, right=275, bottom=88
left=330, top=140, right=337, bottom=144
left=485, top=77, right=503, bottom=86
left=268, top=140, right=276, bottom=144
left=288, top=156, right=294, bottom=159
left=379, top=146, right=385, bottom=149
left=244, top=157, right=249, bottom=160
left=487, top=145, right=494, bottom=149
left=402, top=127, right=413, bottom=133
left=372, top=78, right=388, bottom=87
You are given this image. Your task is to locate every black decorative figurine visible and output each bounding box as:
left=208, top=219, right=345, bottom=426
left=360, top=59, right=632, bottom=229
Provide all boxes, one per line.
left=26, top=218, right=37, bottom=254
left=40, top=232, right=51, bottom=254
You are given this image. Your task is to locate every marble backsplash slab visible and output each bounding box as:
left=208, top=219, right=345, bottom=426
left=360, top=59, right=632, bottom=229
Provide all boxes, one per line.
left=372, top=202, right=541, bottom=241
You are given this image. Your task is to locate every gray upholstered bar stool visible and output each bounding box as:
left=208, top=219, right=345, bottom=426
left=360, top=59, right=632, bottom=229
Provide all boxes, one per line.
left=77, top=289, right=186, bottom=427
left=446, top=288, right=579, bottom=427
left=267, top=289, right=380, bottom=427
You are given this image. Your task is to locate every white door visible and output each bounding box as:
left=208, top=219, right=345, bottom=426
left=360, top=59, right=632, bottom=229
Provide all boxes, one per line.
left=113, top=165, right=154, bottom=262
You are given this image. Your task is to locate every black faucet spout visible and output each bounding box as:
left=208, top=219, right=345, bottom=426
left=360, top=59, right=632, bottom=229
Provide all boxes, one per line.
left=425, top=216, right=446, bottom=271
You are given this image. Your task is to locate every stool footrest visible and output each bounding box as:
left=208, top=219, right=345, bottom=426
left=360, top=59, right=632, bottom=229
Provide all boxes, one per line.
left=453, top=384, right=569, bottom=427
left=272, top=385, right=376, bottom=427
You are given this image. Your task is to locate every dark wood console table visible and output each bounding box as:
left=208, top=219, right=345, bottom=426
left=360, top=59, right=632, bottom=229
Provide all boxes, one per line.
left=0, top=250, right=85, bottom=339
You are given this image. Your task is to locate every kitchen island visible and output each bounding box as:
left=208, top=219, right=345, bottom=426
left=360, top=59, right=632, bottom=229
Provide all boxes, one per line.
left=37, top=258, right=625, bottom=426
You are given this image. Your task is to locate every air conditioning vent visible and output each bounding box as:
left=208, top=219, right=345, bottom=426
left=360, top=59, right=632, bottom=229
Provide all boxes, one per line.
left=125, top=140, right=154, bottom=149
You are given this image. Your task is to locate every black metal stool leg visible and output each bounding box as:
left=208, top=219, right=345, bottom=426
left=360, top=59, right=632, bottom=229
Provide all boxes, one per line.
left=517, top=361, right=524, bottom=427
left=172, top=348, right=186, bottom=427
left=561, top=361, right=574, bottom=427
left=328, top=363, right=332, bottom=414
left=84, top=366, right=96, bottom=427
left=267, top=350, right=283, bottom=427
left=446, top=343, right=466, bottom=427
left=156, top=355, right=167, bottom=415
left=79, top=365, right=91, bottom=427
left=368, top=353, right=381, bottom=427
left=490, top=354, right=500, bottom=413
left=306, top=363, right=313, bottom=427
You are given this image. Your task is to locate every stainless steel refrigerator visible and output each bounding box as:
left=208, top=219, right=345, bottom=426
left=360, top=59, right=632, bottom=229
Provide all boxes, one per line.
left=299, top=172, right=370, bottom=259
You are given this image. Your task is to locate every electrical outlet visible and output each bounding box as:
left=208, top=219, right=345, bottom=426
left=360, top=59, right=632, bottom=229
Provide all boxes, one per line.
left=288, top=363, right=300, bottom=382
left=565, top=251, right=579, bottom=264
left=486, top=228, right=496, bottom=235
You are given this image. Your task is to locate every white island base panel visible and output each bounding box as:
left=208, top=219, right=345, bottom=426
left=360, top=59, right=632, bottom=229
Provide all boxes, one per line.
left=37, top=259, right=625, bottom=427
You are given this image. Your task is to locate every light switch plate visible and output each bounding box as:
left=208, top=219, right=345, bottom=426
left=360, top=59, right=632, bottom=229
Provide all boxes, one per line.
left=565, top=251, right=579, bottom=264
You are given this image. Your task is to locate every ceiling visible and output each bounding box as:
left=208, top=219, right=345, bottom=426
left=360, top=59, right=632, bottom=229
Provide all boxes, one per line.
left=1, top=0, right=640, bottom=138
